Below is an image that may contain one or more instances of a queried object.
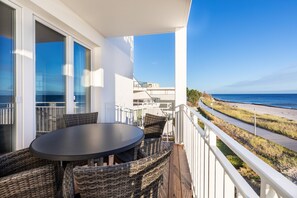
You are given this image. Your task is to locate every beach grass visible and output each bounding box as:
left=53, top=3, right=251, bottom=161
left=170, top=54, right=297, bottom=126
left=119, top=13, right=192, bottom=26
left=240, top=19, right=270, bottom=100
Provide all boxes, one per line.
left=198, top=107, right=297, bottom=186
left=202, top=97, right=297, bottom=140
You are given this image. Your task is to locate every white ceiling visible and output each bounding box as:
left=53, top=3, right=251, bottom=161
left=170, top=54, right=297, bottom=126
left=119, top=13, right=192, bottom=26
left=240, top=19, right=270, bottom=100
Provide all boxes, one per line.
left=59, top=0, right=192, bottom=37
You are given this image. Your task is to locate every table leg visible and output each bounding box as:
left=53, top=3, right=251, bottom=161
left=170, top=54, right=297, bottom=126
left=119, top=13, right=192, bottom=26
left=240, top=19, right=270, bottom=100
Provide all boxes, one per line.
left=108, top=155, right=114, bottom=165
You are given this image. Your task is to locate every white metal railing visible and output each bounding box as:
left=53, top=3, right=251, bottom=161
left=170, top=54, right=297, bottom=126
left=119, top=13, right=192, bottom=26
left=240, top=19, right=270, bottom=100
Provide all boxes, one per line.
left=36, top=102, right=65, bottom=132
left=115, top=105, right=134, bottom=125
left=114, top=104, right=174, bottom=138
left=175, top=104, right=297, bottom=198
left=0, top=103, right=14, bottom=124
left=1, top=101, right=87, bottom=133
left=36, top=102, right=85, bottom=132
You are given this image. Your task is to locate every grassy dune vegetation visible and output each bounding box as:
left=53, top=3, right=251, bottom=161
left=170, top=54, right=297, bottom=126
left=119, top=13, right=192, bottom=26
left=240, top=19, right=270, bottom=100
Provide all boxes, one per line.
left=202, top=96, right=297, bottom=140
left=198, top=107, right=297, bottom=190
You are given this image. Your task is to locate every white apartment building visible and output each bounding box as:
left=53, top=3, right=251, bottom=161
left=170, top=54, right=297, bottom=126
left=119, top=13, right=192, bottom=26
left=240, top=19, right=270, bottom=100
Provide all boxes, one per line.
left=133, top=80, right=175, bottom=117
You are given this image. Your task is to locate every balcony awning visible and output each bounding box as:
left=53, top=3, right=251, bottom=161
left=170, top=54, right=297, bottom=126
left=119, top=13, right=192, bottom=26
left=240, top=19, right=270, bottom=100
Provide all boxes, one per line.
left=59, top=0, right=192, bottom=37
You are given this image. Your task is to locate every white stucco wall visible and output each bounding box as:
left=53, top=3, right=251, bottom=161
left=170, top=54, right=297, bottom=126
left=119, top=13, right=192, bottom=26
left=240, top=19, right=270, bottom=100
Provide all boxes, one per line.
left=96, top=38, right=134, bottom=123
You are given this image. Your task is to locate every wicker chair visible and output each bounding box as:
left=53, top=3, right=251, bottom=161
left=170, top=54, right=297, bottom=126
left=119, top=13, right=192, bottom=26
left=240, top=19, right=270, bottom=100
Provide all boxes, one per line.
left=63, top=141, right=173, bottom=198
left=139, top=138, right=163, bottom=157
left=143, top=113, right=167, bottom=139
left=0, top=148, right=62, bottom=198
left=63, top=112, right=98, bottom=127
left=116, top=138, right=163, bottom=163
left=115, top=145, right=140, bottom=163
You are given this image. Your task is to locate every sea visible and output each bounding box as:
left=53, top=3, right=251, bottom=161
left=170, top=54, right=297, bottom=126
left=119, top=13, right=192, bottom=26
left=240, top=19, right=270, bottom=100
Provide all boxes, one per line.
left=212, top=94, right=297, bottom=110
left=0, top=94, right=86, bottom=108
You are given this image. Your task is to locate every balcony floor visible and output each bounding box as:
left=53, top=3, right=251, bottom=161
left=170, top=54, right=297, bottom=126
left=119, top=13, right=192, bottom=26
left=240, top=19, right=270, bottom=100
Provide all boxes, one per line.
left=160, top=144, right=192, bottom=198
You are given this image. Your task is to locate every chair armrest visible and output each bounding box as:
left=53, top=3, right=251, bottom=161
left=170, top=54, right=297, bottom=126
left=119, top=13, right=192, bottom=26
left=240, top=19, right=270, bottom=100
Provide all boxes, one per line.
left=63, top=161, right=87, bottom=198
left=0, top=164, right=56, bottom=198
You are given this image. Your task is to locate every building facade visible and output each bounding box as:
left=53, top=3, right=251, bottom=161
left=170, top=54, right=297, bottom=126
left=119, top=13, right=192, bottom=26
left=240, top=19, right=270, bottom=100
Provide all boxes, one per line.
left=0, top=0, right=189, bottom=152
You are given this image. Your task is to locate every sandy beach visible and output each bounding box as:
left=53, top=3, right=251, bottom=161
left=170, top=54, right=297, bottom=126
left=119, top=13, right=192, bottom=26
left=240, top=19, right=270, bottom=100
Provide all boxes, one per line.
left=224, top=102, right=297, bottom=121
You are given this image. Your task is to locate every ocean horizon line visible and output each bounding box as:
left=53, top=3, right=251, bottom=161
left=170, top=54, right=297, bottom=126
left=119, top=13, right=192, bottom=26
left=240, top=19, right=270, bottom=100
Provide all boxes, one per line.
left=212, top=93, right=297, bottom=110
left=213, top=98, right=297, bottom=110
left=210, top=93, right=297, bottom=95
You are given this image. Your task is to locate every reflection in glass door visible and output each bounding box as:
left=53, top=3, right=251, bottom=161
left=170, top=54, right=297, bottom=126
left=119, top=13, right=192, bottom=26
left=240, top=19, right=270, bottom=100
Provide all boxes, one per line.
left=74, top=42, right=91, bottom=113
left=35, top=22, right=66, bottom=135
left=0, top=2, right=15, bottom=154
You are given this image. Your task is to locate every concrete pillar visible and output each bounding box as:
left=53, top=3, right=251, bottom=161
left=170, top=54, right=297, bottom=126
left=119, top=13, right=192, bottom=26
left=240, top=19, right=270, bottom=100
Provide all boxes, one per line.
left=175, top=27, right=187, bottom=106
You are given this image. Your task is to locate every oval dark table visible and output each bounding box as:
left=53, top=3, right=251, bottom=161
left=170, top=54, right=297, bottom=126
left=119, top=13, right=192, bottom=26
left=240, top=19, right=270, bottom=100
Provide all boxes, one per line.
left=29, top=123, right=144, bottom=161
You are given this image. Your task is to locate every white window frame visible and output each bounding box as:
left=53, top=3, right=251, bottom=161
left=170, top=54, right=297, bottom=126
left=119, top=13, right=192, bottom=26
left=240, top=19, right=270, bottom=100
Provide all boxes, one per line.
left=1, top=0, right=22, bottom=151
left=33, top=17, right=94, bottom=114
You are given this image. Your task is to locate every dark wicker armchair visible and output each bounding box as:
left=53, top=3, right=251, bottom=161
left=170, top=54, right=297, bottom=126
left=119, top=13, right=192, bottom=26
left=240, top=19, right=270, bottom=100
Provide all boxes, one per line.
left=139, top=138, right=163, bottom=157
left=0, top=148, right=62, bottom=198
left=143, top=113, right=167, bottom=139
left=63, top=112, right=98, bottom=127
left=63, top=141, right=173, bottom=198
left=115, top=137, right=163, bottom=163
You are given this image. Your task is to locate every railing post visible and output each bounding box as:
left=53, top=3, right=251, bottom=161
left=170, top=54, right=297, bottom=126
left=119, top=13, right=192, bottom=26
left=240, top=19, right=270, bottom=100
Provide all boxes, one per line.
left=261, top=179, right=278, bottom=198
left=206, top=125, right=217, bottom=198
left=180, top=105, right=184, bottom=144
left=174, top=105, right=184, bottom=144
left=175, top=108, right=179, bottom=143
left=224, top=172, right=235, bottom=198
left=192, top=113, right=198, bottom=197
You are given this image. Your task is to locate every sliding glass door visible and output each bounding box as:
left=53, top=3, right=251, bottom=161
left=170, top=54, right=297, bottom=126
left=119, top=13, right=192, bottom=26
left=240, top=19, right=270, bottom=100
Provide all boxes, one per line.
left=35, top=22, right=66, bottom=134
left=74, top=42, right=91, bottom=113
left=0, top=2, right=15, bottom=154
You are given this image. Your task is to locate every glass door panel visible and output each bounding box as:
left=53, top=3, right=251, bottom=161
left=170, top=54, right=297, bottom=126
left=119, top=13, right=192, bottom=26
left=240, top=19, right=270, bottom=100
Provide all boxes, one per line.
left=74, top=42, right=91, bottom=113
left=0, top=2, right=15, bottom=154
left=35, top=22, right=66, bottom=135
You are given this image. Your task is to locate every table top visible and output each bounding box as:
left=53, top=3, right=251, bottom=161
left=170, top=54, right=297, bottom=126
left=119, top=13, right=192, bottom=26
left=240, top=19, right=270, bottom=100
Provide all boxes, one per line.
left=30, top=123, right=144, bottom=161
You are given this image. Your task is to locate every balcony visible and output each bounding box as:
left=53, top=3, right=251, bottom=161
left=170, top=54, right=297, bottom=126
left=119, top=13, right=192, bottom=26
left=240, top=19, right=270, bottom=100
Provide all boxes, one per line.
left=1, top=0, right=297, bottom=197
left=1, top=102, right=297, bottom=197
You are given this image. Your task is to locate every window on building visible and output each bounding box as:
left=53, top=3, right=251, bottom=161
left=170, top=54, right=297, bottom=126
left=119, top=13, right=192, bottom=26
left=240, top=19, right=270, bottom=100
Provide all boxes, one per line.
left=74, top=42, right=91, bottom=113
left=35, top=21, right=66, bottom=133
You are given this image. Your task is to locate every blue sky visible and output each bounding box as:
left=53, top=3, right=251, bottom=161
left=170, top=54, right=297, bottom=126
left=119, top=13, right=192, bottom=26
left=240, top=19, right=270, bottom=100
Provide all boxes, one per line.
left=134, top=0, right=297, bottom=93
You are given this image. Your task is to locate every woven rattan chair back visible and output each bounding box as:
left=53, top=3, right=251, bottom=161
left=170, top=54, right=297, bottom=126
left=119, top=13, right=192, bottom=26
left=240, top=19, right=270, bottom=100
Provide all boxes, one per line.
left=0, top=148, right=60, bottom=198
left=63, top=112, right=98, bottom=127
left=69, top=142, right=172, bottom=198
left=143, top=113, right=166, bottom=139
